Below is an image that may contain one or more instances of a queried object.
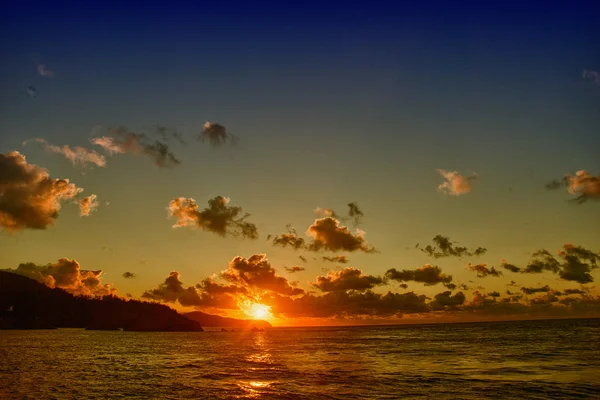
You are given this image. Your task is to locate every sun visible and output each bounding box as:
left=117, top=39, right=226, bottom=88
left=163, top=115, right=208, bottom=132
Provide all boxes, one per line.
left=244, top=303, right=273, bottom=320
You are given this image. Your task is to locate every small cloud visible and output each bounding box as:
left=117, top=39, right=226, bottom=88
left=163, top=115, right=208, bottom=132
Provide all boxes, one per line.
left=385, top=264, right=454, bottom=287
left=420, top=235, right=486, bottom=258
left=27, top=86, right=37, bottom=97
left=37, top=64, right=54, bottom=78
left=467, top=263, right=503, bottom=278
left=583, top=70, right=600, bottom=86
left=298, top=255, right=308, bottom=263
left=199, top=122, right=237, bottom=147
left=437, top=169, right=476, bottom=196
left=167, top=196, right=258, bottom=239
left=79, top=194, right=99, bottom=216
left=122, top=272, right=136, bottom=279
left=322, top=255, right=350, bottom=264
left=285, top=265, right=305, bottom=273
left=521, top=285, right=551, bottom=295
left=347, top=202, right=364, bottom=226
left=311, top=267, right=385, bottom=292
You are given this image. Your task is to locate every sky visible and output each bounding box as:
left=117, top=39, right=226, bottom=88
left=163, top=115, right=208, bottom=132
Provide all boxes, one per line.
left=1, top=1, right=599, bottom=325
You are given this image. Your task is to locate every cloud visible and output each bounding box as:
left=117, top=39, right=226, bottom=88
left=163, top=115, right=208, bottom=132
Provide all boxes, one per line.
left=152, top=125, right=186, bottom=145
left=263, top=290, right=430, bottom=318
left=311, top=267, right=385, bottom=292
left=322, top=255, right=350, bottom=264
left=467, top=263, right=503, bottom=278
left=565, top=171, right=600, bottom=203
left=505, top=245, right=599, bottom=284
left=487, top=291, right=501, bottom=297
left=429, top=291, right=466, bottom=311
left=199, top=122, right=237, bottom=147
left=285, top=266, right=305, bottom=273
left=583, top=70, right=600, bottom=86
left=79, top=194, right=99, bottom=217
left=420, top=235, right=487, bottom=258
left=27, top=86, right=37, bottom=97
left=347, top=202, right=364, bottom=226
left=37, top=64, right=54, bottom=78
left=5, top=258, right=115, bottom=296
left=167, top=196, right=258, bottom=239
left=271, top=217, right=376, bottom=253
left=298, top=255, right=308, bottom=263
left=0, top=151, right=83, bottom=232
left=385, top=264, right=454, bottom=287
left=314, top=207, right=339, bottom=219
left=306, top=218, right=376, bottom=253
left=437, top=169, right=476, bottom=195
left=221, top=254, right=304, bottom=296
left=24, top=138, right=107, bottom=168
left=314, top=202, right=365, bottom=227
left=521, top=285, right=551, bottom=295
left=91, top=126, right=180, bottom=167
left=501, top=262, right=521, bottom=273
left=122, top=272, right=136, bottom=279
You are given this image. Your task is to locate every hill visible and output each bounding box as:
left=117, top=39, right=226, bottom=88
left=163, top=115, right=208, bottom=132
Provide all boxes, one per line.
left=0, top=271, right=203, bottom=331
left=184, top=311, right=271, bottom=328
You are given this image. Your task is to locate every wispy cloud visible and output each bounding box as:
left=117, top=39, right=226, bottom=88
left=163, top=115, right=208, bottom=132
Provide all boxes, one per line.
left=79, top=195, right=99, bottom=217
left=199, top=122, right=238, bottom=147
left=24, top=138, right=107, bottom=168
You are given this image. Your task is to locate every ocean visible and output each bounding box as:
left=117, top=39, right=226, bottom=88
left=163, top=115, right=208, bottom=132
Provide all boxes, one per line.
left=1, top=318, right=599, bottom=399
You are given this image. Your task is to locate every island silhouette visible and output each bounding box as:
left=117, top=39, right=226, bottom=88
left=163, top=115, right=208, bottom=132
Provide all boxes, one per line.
left=0, top=271, right=270, bottom=331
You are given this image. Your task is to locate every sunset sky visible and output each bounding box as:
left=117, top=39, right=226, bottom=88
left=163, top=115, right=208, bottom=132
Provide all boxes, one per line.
left=1, top=2, right=599, bottom=325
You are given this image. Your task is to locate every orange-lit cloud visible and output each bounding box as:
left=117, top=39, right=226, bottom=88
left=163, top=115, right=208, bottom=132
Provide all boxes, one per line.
left=79, top=194, right=99, bottom=216
left=91, top=126, right=180, bottom=167
left=437, top=169, right=476, bottom=195
left=285, top=265, right=305, bottom=273
left=167, top=196, right=258, bottom=239
left=306, top=218, right=376, bottom=253
left=24, top=138, right=107, bottom=167
left=0, top=151, right=83, bottom=231
left=4, top=258, right=115, bottom=296
left=546, top=170, right=600, bottom=203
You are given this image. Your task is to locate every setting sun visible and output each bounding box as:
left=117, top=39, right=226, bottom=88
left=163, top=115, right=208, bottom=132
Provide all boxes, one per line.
left=243, top=303, right=273, bottom=320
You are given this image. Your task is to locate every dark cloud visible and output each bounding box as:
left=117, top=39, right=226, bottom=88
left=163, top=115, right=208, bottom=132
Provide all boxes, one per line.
left=4, top=258, right=115, bottom=296
left=272, top=233, right=307, bottom=250
left=199, top=122, right=237, bottom=147
left=322, top=255, right=350, bottom=264
left=315, top=202, right=365, bottom=227
left=285, top=265, right=305, bottom=273
left=122, top=272, right=136, bottom=279
left=27, top=85, right=37, bottom=97
left=221, top=254, right=304, bottom=296
left=168, top=196, right=258, bottom=239
left=311, top=267, right=385, bottom=292
left=563, top=288, right=586, bottom=295
left=420, top=235, right=487, bottom=259
left=263, top=290, right=430, bottom=318
left=467, top=263, right=503, bottom=278
left=429, top=291, right=466, bottom=311
left=91, top=126, right=180, bottom=167
left=153, top=124, right=186, bottom=145
left=347, top=202, right=364, bottom=226
left=385, top=264, right=454, bottom=287
left=487, top=291, right=501, bottom=297
left=521, top=285, right=551, bottom=295
left=0, top=151, right=84, bottom=231
left=298, top=255, right=308, bottom=263
left=501, top=262, right=521, bottom=273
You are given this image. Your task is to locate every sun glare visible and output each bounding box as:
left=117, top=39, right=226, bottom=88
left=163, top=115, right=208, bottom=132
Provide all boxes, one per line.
left=243, top=303, right=273, bottom=320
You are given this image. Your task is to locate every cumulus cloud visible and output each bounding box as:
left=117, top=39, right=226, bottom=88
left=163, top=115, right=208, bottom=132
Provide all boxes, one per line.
left=122, top=272, right=136, bottom=279
left=311, top=267, right=385, bottom=292
left=199, top=122, right=237, bottom=147
left=419, top=235, right=487, bottom=258
left=79, top=194, right=99, bottom=216
left=5, top=258, right=115, bottom=296
left=0, top=151, right=83, bottom=231
left=167, top=196, right=258, bottom=239
left=437, top=169, right=476, bottom=195
left=221, top=254, right=304, bottom=296
left=271, top=217, right=376, bottom=253
left=467, top=263, right=503, bottom=278
left=385, top=264, right=454, bottom=288
left=91, top=126, right=180, bottom=167
left=37, top=64, right=54, bottom=78
left=322, top=255, right=349, bottom=264
left=24, top=138, right=106, bottom=168
left=285, top=266, right=305, bottom=273
left=314, top=202, right=365, bottom=227
left=583, top=70, right=600, bottom=86
left=429, top=291, right=466, bottom=311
